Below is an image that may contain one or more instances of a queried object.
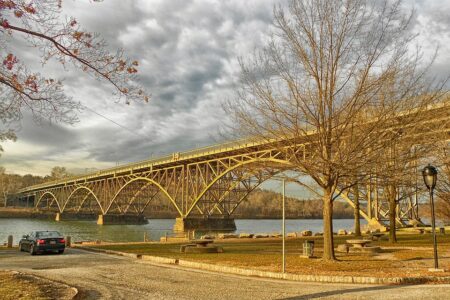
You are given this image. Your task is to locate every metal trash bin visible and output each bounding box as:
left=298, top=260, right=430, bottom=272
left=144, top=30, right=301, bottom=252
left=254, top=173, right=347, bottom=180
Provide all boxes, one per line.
left=303, top=240, right=314, bottom=258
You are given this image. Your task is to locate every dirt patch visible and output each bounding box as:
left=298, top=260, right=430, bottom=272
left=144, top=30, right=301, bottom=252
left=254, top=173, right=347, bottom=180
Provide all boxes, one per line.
left=0, top=270, right=77, bottom=300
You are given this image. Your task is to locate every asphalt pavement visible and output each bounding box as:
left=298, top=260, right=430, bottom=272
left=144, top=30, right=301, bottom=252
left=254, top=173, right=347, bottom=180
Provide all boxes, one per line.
left=0, top=248, right=449, bottom=300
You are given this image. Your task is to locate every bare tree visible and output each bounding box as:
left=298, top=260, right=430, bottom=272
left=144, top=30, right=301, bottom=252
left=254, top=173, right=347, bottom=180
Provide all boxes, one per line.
left=50, top=166, right=71, bottom=180
left=0, top=1, right=150, bottom=150
left=227, top=0, right=445, bottom=260
left=376, top=139, right=423, bottom=242
left=434, top=142, right=450, bottom=223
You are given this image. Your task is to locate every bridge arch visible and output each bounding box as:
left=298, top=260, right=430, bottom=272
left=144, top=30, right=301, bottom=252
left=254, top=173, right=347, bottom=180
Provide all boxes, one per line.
left=186, top=157, right=292, bottom=217
left=63, top=186, right=104, bottom=214
left=106, top=177, right=182, bottom=216
left=36, top=191, right=62, bottom=213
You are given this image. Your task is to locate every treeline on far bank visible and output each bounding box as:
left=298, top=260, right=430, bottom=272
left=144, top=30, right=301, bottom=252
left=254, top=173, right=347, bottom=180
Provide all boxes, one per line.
left=234, top=189, right=353, bottom=219
left=144, top=189, right=354, bottom=219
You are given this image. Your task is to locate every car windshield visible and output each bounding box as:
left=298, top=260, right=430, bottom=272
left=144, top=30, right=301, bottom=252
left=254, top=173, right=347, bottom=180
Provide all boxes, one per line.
left=36, top=231, right=61, bottom=238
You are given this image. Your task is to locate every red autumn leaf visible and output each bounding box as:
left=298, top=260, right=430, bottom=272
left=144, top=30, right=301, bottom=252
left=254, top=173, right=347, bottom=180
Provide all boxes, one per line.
left=0, top=1, right=16, bottom=10
left=69, top=19, right=77, bottom=27
left=14, top=10, right=23, bottom=18
left=3, top=53, right=18, bottom=70
left=73, top=31, right=83, bottom=40
left=0, top=19, right=10, bottom=29
left=24, top=4, right=36, bottom=14
left=127, top=67, right=138, bottom=74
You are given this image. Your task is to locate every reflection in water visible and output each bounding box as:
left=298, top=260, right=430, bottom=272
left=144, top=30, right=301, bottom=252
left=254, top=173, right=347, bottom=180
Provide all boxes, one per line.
left=0, top=218, right=366, bottom=245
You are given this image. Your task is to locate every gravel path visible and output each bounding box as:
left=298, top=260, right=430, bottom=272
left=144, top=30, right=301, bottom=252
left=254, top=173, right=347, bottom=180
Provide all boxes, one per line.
left=0, top=248, right=449, bottom=299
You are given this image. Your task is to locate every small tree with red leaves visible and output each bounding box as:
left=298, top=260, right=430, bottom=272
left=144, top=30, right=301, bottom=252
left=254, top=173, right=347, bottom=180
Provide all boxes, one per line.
left=0, top=0, right=149, bottom=148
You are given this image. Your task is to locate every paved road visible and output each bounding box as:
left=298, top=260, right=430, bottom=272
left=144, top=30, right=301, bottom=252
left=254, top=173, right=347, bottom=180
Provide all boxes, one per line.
left=0, top=248, right=449, bottom=300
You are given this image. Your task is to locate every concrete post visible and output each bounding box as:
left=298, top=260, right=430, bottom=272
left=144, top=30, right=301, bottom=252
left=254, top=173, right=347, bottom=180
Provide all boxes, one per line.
left=97, top=214, right=104, bottom=225
left=7, top=235, right=13, bottom=248
left=66, top=236, right=72, bottom=247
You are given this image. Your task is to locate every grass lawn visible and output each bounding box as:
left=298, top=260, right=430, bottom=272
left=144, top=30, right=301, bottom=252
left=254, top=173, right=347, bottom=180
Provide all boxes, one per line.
left=88, top=233, right=450, bottom=278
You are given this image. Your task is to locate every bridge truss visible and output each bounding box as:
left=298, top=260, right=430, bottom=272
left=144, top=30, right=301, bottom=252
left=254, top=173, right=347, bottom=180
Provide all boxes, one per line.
left=17, top=140, right=424, bottom=229
left=16, top=102, right=449, bottom=229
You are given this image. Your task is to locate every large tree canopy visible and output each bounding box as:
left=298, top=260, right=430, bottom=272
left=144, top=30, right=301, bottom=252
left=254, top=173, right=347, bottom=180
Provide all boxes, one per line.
left=228, top=0, right=447, bottom=260
left=0, top=0, right=149, bottom=148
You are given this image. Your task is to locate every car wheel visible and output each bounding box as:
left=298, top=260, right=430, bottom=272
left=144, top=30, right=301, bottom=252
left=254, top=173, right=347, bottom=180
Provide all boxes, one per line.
left=29, top=244, right=36, bottom=256
left=58, top=250, right=64, bottom=254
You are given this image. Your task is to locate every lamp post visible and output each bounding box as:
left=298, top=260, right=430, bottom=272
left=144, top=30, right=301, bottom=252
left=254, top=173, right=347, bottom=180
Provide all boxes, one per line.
left=282, top=179, right=286, bottom=273
left=273, top=176, right=287, bottom=273
left=422, top=165, right=439, bottom=270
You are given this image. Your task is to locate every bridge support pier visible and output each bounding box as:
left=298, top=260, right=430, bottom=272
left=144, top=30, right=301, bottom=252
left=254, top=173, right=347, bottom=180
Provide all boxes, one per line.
left=174, top=217, right=236, bottom=233
left=55, top=213, right=97, bottom=222
left=96, top=214, right=148, bottom=225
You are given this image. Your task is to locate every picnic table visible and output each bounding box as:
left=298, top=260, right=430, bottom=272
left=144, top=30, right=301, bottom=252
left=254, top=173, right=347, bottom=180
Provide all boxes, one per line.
left=191, top=239, right=214, bottom=247
left=180, top=239, right=220, bottom=253
left=369, top=232, right=385, bottom=241
left=346, top=239, right=371, bottom=248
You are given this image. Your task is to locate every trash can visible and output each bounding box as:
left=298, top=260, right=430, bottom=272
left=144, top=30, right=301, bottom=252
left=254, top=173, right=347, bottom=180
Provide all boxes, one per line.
left=303, top=240, right=314, bottom=258
left=7, top=235, right=13, bottom=248
left=439, top=227, right=445, bottom=235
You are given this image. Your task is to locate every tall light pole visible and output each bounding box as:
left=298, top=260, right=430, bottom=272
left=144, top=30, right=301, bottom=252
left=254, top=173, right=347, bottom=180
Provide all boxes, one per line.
left=422, top=165, right=439, bottom=270
left=282, top=179, right=286, bottom=273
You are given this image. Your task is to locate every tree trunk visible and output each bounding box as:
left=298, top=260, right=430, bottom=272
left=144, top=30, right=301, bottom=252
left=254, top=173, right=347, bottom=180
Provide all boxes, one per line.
left=388, top=185, right=397, bottom=243
left=353, top=184, right=361, bottom=237
left=322, top=187, right=336, bottom=260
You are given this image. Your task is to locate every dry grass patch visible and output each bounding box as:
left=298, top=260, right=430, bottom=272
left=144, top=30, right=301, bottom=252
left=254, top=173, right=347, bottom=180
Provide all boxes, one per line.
left=0, top=271, right=76, bottom=300
left=0, top=271, right=48, bottom=300
left=90, top=233, right=450, bottom=279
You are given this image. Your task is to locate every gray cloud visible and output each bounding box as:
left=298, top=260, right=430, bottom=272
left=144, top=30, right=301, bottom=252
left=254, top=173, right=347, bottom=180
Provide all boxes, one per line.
left=1, top=0, right=448, bottom=176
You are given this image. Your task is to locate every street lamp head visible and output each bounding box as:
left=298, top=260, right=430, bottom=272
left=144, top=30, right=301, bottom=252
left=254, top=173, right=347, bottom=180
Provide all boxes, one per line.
left=422, top=165, right=438, bottom=190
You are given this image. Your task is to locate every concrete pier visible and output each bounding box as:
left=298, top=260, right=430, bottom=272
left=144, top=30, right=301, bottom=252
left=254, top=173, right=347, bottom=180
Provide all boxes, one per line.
left=173, top=217, right=236, bottom=232
left=97, top=214, right=148, bottom=225
left=55, top=213, right=97, bottom=222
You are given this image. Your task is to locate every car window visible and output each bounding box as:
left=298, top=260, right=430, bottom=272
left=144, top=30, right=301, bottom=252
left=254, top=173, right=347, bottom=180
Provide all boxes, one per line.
left=36, top=231, right=61, bottom=238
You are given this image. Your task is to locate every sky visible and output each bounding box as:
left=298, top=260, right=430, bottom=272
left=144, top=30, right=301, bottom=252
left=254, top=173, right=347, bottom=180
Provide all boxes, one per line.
left=1, top=0, right=449, bottom=182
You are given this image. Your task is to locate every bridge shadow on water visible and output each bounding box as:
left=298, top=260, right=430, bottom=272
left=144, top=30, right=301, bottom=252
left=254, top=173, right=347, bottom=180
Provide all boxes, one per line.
left=278, top=284, right=407, bottom=299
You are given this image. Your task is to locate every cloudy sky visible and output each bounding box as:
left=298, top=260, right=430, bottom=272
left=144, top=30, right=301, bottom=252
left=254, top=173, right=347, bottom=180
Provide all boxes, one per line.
left=1, top=0, right=449, bottom=177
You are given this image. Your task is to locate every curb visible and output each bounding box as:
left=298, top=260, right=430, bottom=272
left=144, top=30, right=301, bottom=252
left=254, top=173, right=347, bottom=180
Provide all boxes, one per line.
left=78, top=247, right=450, bottom=285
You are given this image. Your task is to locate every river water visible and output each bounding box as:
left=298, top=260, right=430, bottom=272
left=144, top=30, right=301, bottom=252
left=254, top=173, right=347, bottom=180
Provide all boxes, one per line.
left=0, top=218, right=366, bottom=245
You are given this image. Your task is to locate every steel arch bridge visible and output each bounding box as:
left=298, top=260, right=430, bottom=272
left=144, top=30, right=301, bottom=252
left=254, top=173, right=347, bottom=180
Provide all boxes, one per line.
left=16, top=102, right=450, bottom=230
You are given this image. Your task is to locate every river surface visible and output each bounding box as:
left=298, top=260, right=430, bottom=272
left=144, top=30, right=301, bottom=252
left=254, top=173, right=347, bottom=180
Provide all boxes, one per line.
left=0, top=218, right=366, bottom=245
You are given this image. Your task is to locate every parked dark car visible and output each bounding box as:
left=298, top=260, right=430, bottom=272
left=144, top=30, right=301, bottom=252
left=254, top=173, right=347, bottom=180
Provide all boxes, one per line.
left=19, top=231, right=65, bottom=255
